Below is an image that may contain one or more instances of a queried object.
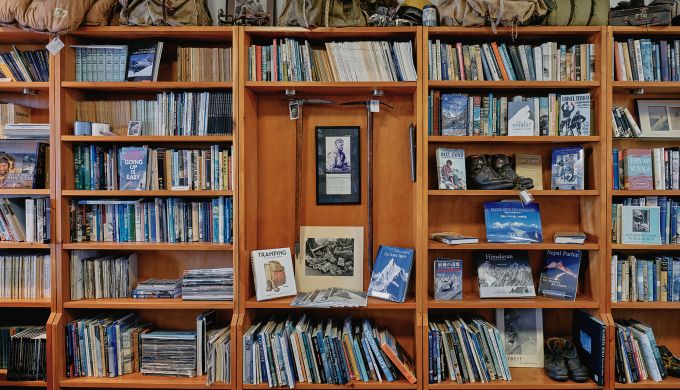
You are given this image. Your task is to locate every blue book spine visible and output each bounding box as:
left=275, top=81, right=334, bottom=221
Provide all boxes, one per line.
left=649, top=260, right=655, bottom=301
left=668, top=257, right=674, bottom=301
left=617, top=259, right=623, bottom=302
left=613, top=149, right=619, bottom=190
left=316, top=331, right=333, bottom=384
left=655, top=42, right=662, bottom=81
left=672, top=203, right=678, bottom=244
left=642, top=39, right=654, bottom=81
left=499, top=44, right=516, bottom=81
left=441, top=43, right=449, bottom=81
left=661, top=196, right=668, bottom=244
left=480, top=47, right=491, bottom=80
left=363, top=328, right=394, bottom=382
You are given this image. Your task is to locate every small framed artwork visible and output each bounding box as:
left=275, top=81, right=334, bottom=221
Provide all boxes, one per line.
left=637, top=99, right=680, bottom=137
left=127, top=120, right=142, bottom=136
left=315, top=126, right=360, bottom=205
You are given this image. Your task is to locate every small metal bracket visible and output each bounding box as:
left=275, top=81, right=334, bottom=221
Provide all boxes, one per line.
left=22, top=88, right=36, bottom=95
left=285, top=89, right=297, bottom=97
left=371, top=89, right=384, bottom=97
left=630, top=88, right=645, bottom=95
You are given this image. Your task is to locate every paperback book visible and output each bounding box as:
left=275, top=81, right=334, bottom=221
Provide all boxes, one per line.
left=250, top=247, right=297, bottom=301
left=558, top=94, right=590, bottom=136
left=623, top=149, right=653, bottom=190
left=118, top=146, right=148, bottom=190
left=507, top=101, right=535, bottom=136
left=428, top=232, right=478, bottom=245
left=484, top=201, right=543, bottom=243
left=514, top=154, right=543, bottom=190
left=496, top=308, right=544, bottom=367
left=441, top=94, right=468, bottom=136
left=551, top=145, right=585, bottom=190
left=0, top=141, right=48, bottom=188
left=127, top=41, right=163, bottom=82
left=367, top=245, right=414, bottom=303
left=537, top=249, right=582, bottom=300
left=621, top=206, right=662, bottom=245
left=435, top=148, right=466, bottom=190
left=433, top=258, right=462, bottom=300
left=476, top=251, right=536, bottom=298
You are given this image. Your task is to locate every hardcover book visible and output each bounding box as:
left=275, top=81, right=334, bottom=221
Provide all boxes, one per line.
left=551, top=146, right=585, bottom=190
left=429, top=232, right=478, bottom=245
left=621, top=206, right=662, bottom=244
left=251, top=247, right=297, bottom=301
left=0, top=141, right=47, bottom=189
left=476, top=250, right=536, bottom=298
left=507, top=100, right=535, bottom=136
left=126, top=41, right=163, bottom=82
left=514, top=154, right=543, bottom=190
left=367, top=245, right=414, bottom=303
left=484, top=201, right=543, bottom=243
left=433, top=258, right=463, bottom=300
left=538, top=249, right=582, bottom=300
left=558, top=93, right=590, bottom=136
left=118, top=146, right=148, bottom=191
left=435, top=148, right=466, bottom=190
left=623, top=149, right=653, bottom=190
left=496, top=308, right=544, bottom=367
left=441, top=94, right=468, bottom=136
left=573, top=310, right=606, bottom=386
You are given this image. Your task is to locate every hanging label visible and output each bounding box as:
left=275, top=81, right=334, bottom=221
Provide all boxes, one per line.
left=46, top=36, right=64, bottom=55
left=289, top=101, right=300, bottom=120
left=519, top=189, right=534, bottom=205
left=369, top=100, right=380, bottom=112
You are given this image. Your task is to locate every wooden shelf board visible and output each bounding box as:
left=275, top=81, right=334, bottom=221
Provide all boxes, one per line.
left=0, top=369, right=45, bottom=387
left=427, top=25, right=603, bottom=37
left=428, top=80, right=600, bottom=89
left=0, top=189, right=49, bottom=196
left=611, top=26, right=680, bottom=34
left=0, top=242, right=49, bottom=249
left=428, top=240, right=599, bottom=251
left=615, top=376, right=680, bottom=388
left=59, top=373, right=229, bottom=389
left=427, top=136, right=600, bottom=144
left=611, top=301, right=680, bottom=309
left=612, top=81, right=680, bottom=93
left=62, top=190, right=233, bottom=197
left=612, top=190, right=680, bottom=196
left=243, top=26, right=417, bottom=39
left=245, top=296, right=416, bottom=309
left=0, top=299, right=51, bottom=308
left=428, top=293, right=598, bottom=309
left=0, top=82, right=49, bottom=91
left=61, top=81, right=232, bottom=91
left=245, top=81, right=417, bottom=95
left=69, top=26, right=234, bottom=40
left=61, top=135, right=233, bottom=143
left=428, top=189, right=599, bottom=196
left=611, top=244, right=680, bottom=250
left=428, top=368, right=599, bottom=389
left=242, top=380, right=416, bottom=389
left=64, top=298, right=233, bottom=310
left=63, top=242, right=233, bottom=251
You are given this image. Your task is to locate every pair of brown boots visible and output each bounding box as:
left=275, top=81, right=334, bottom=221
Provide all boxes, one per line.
left=466, top=154, right=534, bottom=190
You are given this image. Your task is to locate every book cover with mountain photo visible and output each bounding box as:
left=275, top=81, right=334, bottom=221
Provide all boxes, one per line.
left=367, top=245, right=414, bottom=303
left=476, top=251, right=536, bottom=298
left=484, top=201, right=543, bottom=243
left=537, top=250, right=582, bottom=300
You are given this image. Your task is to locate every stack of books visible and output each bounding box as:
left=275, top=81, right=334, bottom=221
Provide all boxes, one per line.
left=177, top=47, right=232, bottom=82
left=3, top=123, right=50, bottom=139
left=242, top=316, right=416, bottom=386
left=0, top=47, right=49, bottom=82
left=613, top=39, right=680, bottom=81
left=74, top=144, right=234, bottom=191
left=0, top=198, right=50, bottom=243
left=131, top=278, right=181, bottom=299
left=181, top=268, right=234, bottom=301
left=0, top=103, right=31, bottom=138
left=141, top=331, right=198, bottom=377
left=613, top=148, right=680, bottom=191
left=612, top=106, right=642, bottom=138
left=612, top=253, right=680, bottom=302
left=6, top=326, right=47, bottom=381
left=0, top=254, right=50, bottom=299
left=69, top=252, right=137, bottom=300
left=68, top=196, right=233, bottom=244
left=615, top=319, right=666, bottom=383
left=611, top=197, right=676, bottom=245
left=428, top=40, right=596, bottom=81
left=248, top=39, right=417, bottom=82
left=206, top=327, right=231, bottom=384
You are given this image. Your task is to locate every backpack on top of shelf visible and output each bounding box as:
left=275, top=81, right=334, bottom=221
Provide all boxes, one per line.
left=119, top=0, right=212, bottom=26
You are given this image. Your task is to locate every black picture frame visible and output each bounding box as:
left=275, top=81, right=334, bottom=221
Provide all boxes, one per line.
left=316, top=126, right=361, bottom=205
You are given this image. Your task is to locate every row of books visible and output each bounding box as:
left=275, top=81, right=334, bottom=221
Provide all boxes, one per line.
left=2, top=326, right=47, bottom=381
left=72, top=42, right=163, bottom=82
left=0, top=47, right=49, bottom=82
left=0, top=254, right=50, bottom=299
left=0, top=198, right=50, bottom=243
left=68, top=197, right=233, bottom=244
left=248, top=39, right=417, bottom=82
left=611, top=197, right=676, bottom=245
left=612, top=105, right=642, bottom=138
left=613, top=148, right=680, bottom=191
left=177, top=47, right=232, bottom=82
left=75, top=91, right=234, bottom=136
left=428, top=40, right=596, bottom=82
left=427, top=92, right=591, bottom=137
left=0, top=141, right=49, bottom=189
left=242, top=316, right=416, bottom=386
left=613, top=39, right=680, bottom=82
left=615, top=319, right=666, bottom=383
left=611, top=253, right=680, bottom=302
left=69, top=251, right=137, bottom=300
left=74, top=145, right=234, bottom=191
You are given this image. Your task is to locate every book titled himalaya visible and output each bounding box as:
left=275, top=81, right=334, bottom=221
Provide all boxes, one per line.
left=0, top=141, right=48, bottom=189
left=435, top=148, right=466, bottom=190
left=623, top=149, right=653, bottom=190
left=433, top=258, right=462, bottom=300
left=551, top=146, right=585, bottom=190
left=440, top=94, right=468, bottom=136
left=558, top=93, right=590, bottom=136
left=118, top=147, right=148, bottom=190
left=476, top=251, right=536, bottom=298
left=538, top=250, right=582, bottom=300
left=367, top=245, right=414, bottom=303
left=484, top=201, right=543, bottom=243
left=126, top=41, right=163, bottom=82
left=621, top=205, right=661, bottom=244
left=507, top=101, right=535, bottom=136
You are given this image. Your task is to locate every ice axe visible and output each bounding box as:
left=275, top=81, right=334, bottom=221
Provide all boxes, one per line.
left=340, top=94, right=393, bottom=271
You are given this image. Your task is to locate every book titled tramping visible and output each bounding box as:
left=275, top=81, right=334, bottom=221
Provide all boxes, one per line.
left=538, top=249, right=582, bottom=300
left=484, top=201, right=543, bottom=243
left=368, top=245, right=414, bottom=303
left=476, top=250, right=536, bottom=298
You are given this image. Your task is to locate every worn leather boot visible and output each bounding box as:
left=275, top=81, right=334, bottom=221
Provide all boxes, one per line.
left=465, top=155, right=515, bottom=190
left=544, top=337, right=569, bottom=382
left=563, top=339, right=589, bottom=382
left=660, top=345, right=680, bottom=378
left=490, top=154, right=535, bottom=190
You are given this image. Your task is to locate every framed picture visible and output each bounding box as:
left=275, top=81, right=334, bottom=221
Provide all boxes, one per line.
left=296, top=226, right=364, bottom=293
left=637, top=99, right=680, bottom=137
left=315, top=126, right=360, bottom=204
left=127, top=120, right=142, bottom=136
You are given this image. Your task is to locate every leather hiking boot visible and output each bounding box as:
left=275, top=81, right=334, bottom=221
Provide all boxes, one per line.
left=465, top=155, right=515, bottom=190
left=563, top=338, right=589, bottom=382
left=659, top=345, right=680, bottom=378
left=544, top=337, right=569, bottom=382
left=490, top=154, right=535, bottom=190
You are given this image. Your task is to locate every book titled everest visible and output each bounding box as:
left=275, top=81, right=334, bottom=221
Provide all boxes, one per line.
left=440, top=93, right=468, bottom=136
left=433, top=258, right=462, bottom=300
left=624, top=149, right=653, bottom=190
left=118, top=146, right=148, bottom=190
left=484, top=201, right=543, bottom=243
left=538, top=249, right=582, bottom=300
left=476, top=251, right=536, bottom=298
left=367, top=245, right=414, bottom=303
left=558, top=93, right=590, bottom=136
left=507, top=101, right=535, bottom=136
left=551, top=146, right=585, bottom=190
left=496, top=308, right=544, bottom=367
left=435, top=148, right=466, bottom=190
left=621, top=206, right=661, bottom=244
left=126, top=41, right=163, bottom=82
left=251, top=247, right=297, bottom=301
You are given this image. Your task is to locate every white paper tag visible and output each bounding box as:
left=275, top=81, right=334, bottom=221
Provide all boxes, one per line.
left=369, top=100, right=379, bottom=113
left=46, top=36, right=64, bottom=55
left=519, top=189, right=534, bottom=205
left=289, top=101, right=299, bottom=120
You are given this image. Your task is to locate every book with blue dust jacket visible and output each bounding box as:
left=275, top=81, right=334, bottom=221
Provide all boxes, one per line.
left=433, top=258, right=463, bottom=300
left=538, top=249, right=582, bottom=300
left=441, top=94, right=468, bottom=136
left=118, top=146, right=148, bottom=191
left=368, top=245, right=414, bottom=303
left=476, top=251, right=536, bottom=298
left=484, top=201, right=543, bottom=243
left=621, top=205, right=662, bottom=245
left=551, top=146, right=585, bottom=190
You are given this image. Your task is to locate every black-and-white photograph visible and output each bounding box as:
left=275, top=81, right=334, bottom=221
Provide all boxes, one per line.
left=637, top=100, right=680, bottom=137
left=316, top=126, right=360, bottom=204
left=476, top=251, right=536, bottom=298
left=633, top=209, right=650, bottom=232
left=496, top=308, right=544, bottom=367
left=127, top=120, right=142, bottom=136
left=648, top=105, right=670, bottom=132
left=304, top=237, right=355, bottom=277
left=554, top=154, right=577, bottom=186
left=326, top=136, right=351, bottom=173
left=669, top=107, right=680, bottom=130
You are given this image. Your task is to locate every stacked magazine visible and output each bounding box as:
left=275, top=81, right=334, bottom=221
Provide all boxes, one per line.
left=132, top=279, right=181, bottom=299
left=181, top=268, right=234, bottom=301
left=290, top=288, right=367, bottom=308
left=141, top=331, right=197, bottom=377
